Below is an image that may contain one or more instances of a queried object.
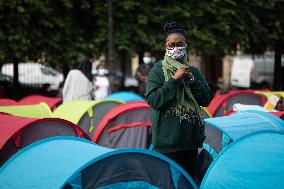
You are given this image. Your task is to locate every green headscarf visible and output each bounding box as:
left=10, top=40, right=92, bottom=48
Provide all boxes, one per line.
left=162, top=54, right=200, bottom=112
left=162, top=54, right=204, bottom=144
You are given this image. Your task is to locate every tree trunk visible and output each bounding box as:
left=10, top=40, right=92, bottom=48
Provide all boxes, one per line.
left=273, top=41, right=283, bottom=90
left=107, top=0, right=115, bottom=68
left=13, top=61, right=19, bottom=100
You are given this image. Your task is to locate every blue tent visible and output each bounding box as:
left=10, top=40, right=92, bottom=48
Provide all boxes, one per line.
left=201, top=131, right=284, bottom=189
left=0, top=137, right=198, bottom=189
left=204, top=110, right=284, bottom=158
left=197, top=110, right=284, bottom=181
left=105, top=91, right=144, bottom=102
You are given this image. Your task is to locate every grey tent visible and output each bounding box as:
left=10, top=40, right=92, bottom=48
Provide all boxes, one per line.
left=93, top=101, right=152, bottom=149
left=207, top=90, right=266, bottom=117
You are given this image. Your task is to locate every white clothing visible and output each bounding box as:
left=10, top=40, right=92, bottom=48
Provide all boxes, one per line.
left=94, top=76, right=109, bottom=100
left=233, top=103, right=278, bottom=112
left=63, top=70, right=93, bottom=102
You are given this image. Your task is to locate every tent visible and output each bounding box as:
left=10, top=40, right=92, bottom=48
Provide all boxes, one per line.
left=0, top=137, right=198, bottom=189
left=201, top=131, right=284, bottom=189
left=271, top=111, right=284, bottom=120
left=105, top=91, right=144, bottom=102
left=198, top=110, right=284, bottom=181
left=204, top=110, right=284, bottom=157
left=0, top=95, right=62, bottom=110
left=207, top=90, right=267, bottom=117
left=19, top=95, right=63, bottom=110
left=255, top=90, right=284, bottom=98
left=53, top=100, right=122, bottom=137
left=0, top=114, right=90, bottom=167
left=0, top=102, right=52, bottom=118
left=93, top=101, right=152, bottom=149
left=0, top=99, right=18, bottom=106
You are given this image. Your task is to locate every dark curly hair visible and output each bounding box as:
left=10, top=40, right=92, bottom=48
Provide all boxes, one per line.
left=163, top=21, right=187, bottom=41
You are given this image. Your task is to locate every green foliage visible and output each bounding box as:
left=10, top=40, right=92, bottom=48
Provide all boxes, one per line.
left=0, top=0, right=106, bottom=67
left=0, top=0, right=283, bottom=67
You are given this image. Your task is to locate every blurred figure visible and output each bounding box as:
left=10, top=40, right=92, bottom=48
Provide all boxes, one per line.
left=94, top=64, right=110, bottom=100
left=62, top=59, right=93, bottom=102
left=135, top=51, right=154, bottom=97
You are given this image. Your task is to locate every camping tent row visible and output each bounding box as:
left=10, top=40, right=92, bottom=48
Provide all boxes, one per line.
left=0, top=95, right=63, bottom=110
left=0, top=113, right=90, bottom=167
left=198, top=110, right=284, bottom=180
left=54, top=100, right=152, bottom=149
left=207, top=90, right=268, bottom=117
left=0, top=100, right=153, bottom=149
left=0, top=99, right=124, bottom=137
left=0, top=136, right=198, bottom=189
left=0, top=91, right=143, bottom=110
left=1, top=132, right=284, bottom=189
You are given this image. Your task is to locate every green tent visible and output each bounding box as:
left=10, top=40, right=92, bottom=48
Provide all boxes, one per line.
left=255, top=91, right=284, bottom=98
left=53, top=100, right=122, bottom=137
left=0, top=103, right=52, bottom=118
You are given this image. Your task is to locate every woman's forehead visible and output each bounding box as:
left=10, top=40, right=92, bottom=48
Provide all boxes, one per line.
left=166, top=33, right=186, bottom=43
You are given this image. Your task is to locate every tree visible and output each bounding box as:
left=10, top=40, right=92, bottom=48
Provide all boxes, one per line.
left=0, top=0, right=107, bottom=97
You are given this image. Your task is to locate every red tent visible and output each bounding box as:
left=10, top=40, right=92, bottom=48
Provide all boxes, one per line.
left=207, top=90, right=267, bottom=117
left=93, top=101, right=152, bottom=149
left=0, top=99, right=18, bottom=106
left=0, top=114, right=90, bottom=167
left=270, top=111, right=284, bottom=120
left=19, top=95, right=63, bottom=110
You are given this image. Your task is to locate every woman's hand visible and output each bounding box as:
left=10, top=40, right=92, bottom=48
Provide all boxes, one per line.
left=172, top=67, right=189, bottom=80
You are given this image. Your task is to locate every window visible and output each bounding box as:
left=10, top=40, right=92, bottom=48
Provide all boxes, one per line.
left=40, top=67, right=56, bottom=76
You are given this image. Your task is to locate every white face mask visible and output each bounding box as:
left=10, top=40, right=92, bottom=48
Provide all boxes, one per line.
left=166, top=46, right=186, bottom=60
left=143, top=57, right=152, bottom=64
left=98, top=68, right=108, bottom=76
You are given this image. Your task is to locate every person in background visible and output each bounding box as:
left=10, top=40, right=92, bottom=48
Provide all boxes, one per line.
left=94, top=64, right=110, bottom=100
left=146, top=21, right=213, bottom=182
left=62, top=59, right=93, bottom=102
left=135, top=51, right=154, bottom=97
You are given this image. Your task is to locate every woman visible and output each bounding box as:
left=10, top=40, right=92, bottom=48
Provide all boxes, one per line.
left=63, top=59, right=93, bottom=102
left=146, top=21, right=213, bottom=180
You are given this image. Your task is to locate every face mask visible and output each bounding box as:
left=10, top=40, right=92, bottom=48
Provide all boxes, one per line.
left=143, top=57, right=152, bottom=64
left=98, top=68, right=108, bottom=76
left=166, top=46, right=186, bottom=60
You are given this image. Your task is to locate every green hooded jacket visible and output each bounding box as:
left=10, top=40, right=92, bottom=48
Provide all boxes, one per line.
left=146, top=61, right=213, bottom=153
